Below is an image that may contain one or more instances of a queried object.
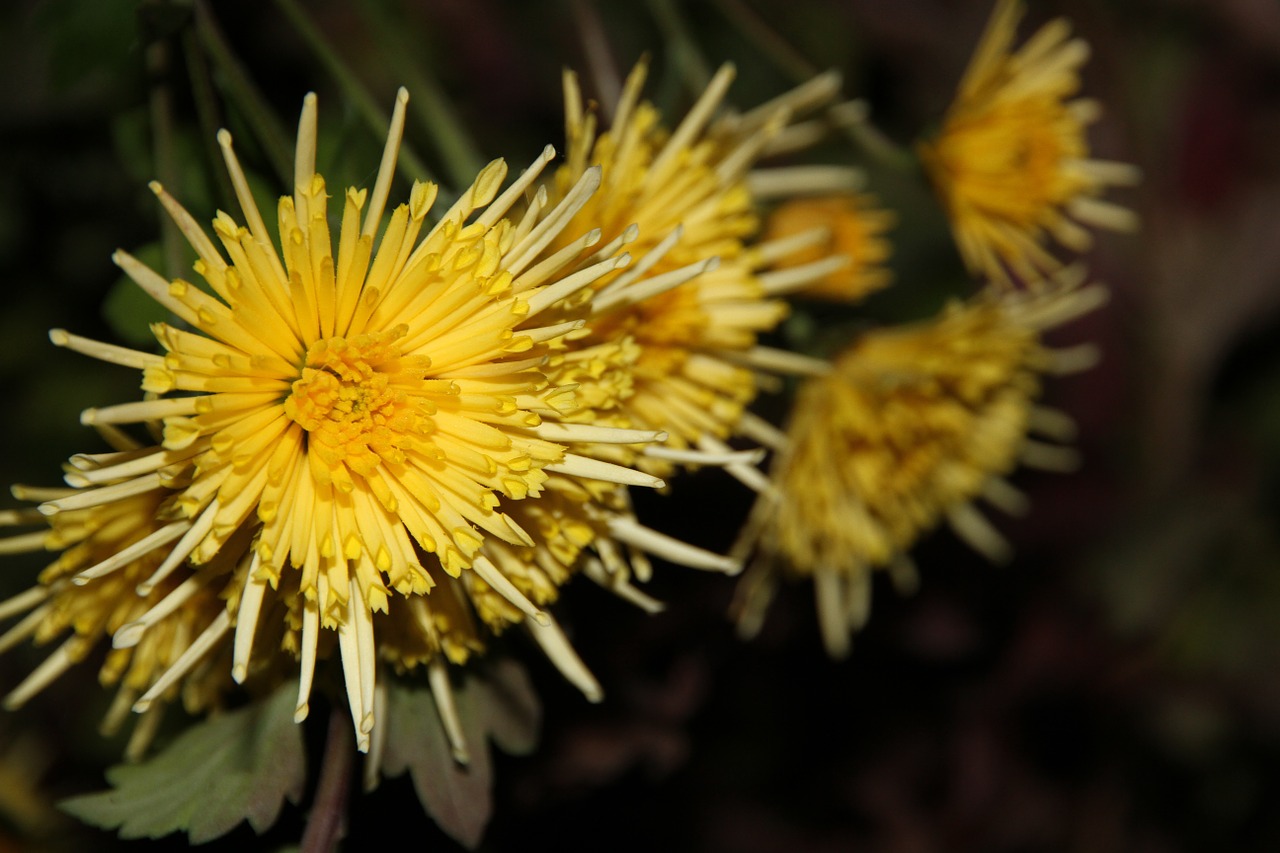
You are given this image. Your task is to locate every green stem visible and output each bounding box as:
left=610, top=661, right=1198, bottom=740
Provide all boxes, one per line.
left=182, top=27, right=238, bottom=213
left=708, top=0, right=818, bottom=82
left=299, top=708, right=354, bottom=853
left=193, top=0, right=294, bottom=184
left=707, top=0, right=918, bottom=173
left=646, top=0, right=712, bottom=97
left=834, top=103, right=918, bottom=173
left=145, top=38, right=184, bottom=280
left=273, top=0, right=434, bottom=184
left=569, top=0, right=623, bottom=120
left=357, top=0, right=484, bottom=188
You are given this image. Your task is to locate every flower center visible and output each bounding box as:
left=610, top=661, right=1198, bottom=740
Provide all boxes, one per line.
left=284, top=326, right=428, bottom=477
left=942, top=99, right=1085, bottom=226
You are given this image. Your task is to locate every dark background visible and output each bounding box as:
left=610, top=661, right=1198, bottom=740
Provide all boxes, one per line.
left=1, top=0, right=1279, bottom=850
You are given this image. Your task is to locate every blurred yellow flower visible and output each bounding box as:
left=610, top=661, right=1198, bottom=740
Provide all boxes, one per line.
left=763, top=193, right=895, bottom=302
left=733, top=272, right=1106, bottom=655
left=0, top=479, right=240, bottom=760
left=546, top=61, right=853, bottom=475
left=918, top=0, right=1139, bottom=286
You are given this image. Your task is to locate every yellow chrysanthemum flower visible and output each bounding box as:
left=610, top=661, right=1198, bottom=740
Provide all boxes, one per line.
left=918, top=0, right=1139, bottom=286
left=762, top=193, right=896, bottom=302
left=545, top=61, right=855, bottom=477
left=0, top=475, right=246, bottom=760
left=732, top=272, right=1106, bottom=656
left=26, top=89, right=676, bottom=751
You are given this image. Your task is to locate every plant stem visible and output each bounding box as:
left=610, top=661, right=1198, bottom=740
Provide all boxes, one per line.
left=709, top=0, right=818, bottom=82
left=300, top=709, right=355, bottom=853
left=193, top=0, right=294, bottom=184
left=273, top=0, right=434, bottom=184
left=182, top=27, right=238, bottom=213
left=145, top=37, right=183, bottom=280
left=570, top=0, right=623, bottom=121
left=356, top=0, right=485, bottom=188
left=647, top=0, right=712, bottom=98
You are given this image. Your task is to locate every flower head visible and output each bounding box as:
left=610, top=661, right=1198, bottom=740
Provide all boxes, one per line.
left=29, top=89, right=672, bottom=751
left=544, top=61, right=852, bottom=471
left=762, top=192, right=896, bottom=302
left=732, top=272, right=1106, bottom=655
left=918, top=0, right=1139, bottom=286
left=0, top=474, right=245, bottom=760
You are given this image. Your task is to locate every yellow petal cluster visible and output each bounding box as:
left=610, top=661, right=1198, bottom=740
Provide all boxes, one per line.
left=544, top=61, right=849, bottom=470
left=918, top=0, right=1139, bottom=286
left=763, top=193, right=895, bottom=302
left=734, top=275, right=1106, bottom=655
left=5, top=90, right=674, bottom=752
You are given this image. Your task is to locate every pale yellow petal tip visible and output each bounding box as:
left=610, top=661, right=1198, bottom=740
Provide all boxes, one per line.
left=532, top=610, right=551, bottom=627
left=450, top=745, right=471, bottom=765
left=584, top=687, right=604, bottom=704
left=147, top=180, right=164, bottom=196
left=395, top=87, right=409, bottom=106
left=216, top=128, right=233, bottom=148
left=35, top=503, right=58, bottom=518
left=303, top=91, right=318, bottom=107
left=231, top=663, right=248, bottom=684
left=132, top=698, right=153, bottom=714
left=113, top=622, right=146, bottom=650
left=48, top=328, right=70, bottom=347
left=356, top=735, right=371, bottom=754
left=134, top=581, right=157, bottom=598
left=79, top=408, right=99, bottom=426
left=294, top=703, right=310, bottom=724
left=541, top=143, right=557, bottom=161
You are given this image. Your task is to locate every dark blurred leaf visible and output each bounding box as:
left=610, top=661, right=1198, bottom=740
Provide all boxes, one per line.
left=60, top=682, right=305, bottom=843
left=381, top=659, right=541, bottom=849
left=35, top=0, right=141, bottom=91
left=476, top=657, right=541, bottom=757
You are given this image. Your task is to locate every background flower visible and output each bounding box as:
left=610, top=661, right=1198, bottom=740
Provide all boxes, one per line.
left=2, top=0, right=1280, bottom=850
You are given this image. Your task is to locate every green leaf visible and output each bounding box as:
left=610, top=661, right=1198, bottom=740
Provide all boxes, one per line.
left=475, top=658, right=540, bottom=757
left=60, top=682, right=306, bottom=843
left=381, top=659, right=542, bottom=849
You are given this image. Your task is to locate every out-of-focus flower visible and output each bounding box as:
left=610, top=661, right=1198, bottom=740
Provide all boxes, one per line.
left=544, top=61, right=855, bottom=478
left=762, top=193, right=895, bottom=302
left=918, top=0, right=1139, bottom=286
left=732, top=272, right=1107, bottom=656
left=0, top=474, right=245, bottom=760
left=13, top=89, right=674, bottom=753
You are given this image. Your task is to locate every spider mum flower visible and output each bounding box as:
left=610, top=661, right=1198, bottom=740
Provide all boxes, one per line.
left=38, top=90, right=671, bottom=751
left=546, top=61, right=855, bottom=476
left=763, top=192, right=896, bottom=302
left=0, top=475, right=248, bottom=760
left=918, top=0, right=1139, bottom=286
left=732, top=272, right=1106, bottom=656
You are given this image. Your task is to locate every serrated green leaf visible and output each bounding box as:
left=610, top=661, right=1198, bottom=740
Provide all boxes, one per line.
left=382, top=680, right=493, bottom=850
left=60, top=682, right=305, bottom=843
left=380, top=660, right=542, bottom=849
